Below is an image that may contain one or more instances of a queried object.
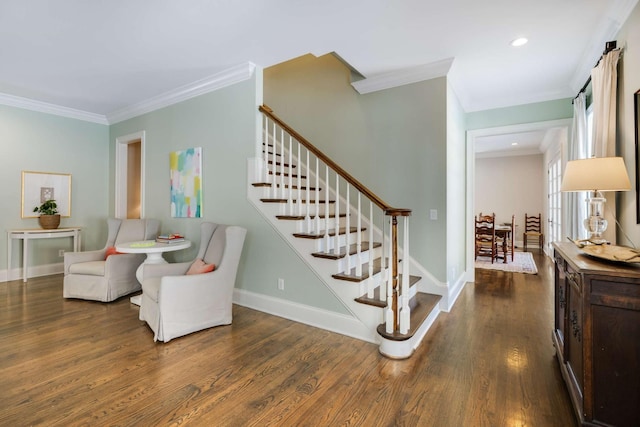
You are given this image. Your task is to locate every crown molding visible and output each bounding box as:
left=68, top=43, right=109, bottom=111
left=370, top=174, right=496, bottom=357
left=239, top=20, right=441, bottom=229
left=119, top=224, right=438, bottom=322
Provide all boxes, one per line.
left=0, top=93, right=108, bottom=124
left=107, top=62, right=256, bottom=124
left=351, top=58, right=454, bottom=94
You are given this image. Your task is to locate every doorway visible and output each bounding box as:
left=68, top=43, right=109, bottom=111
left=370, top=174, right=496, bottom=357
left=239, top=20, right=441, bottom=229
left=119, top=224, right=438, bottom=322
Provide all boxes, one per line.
left=547, top=155, right=562, bottom=254
left=115, top=131, right=145, bottom=219
left=466, top=119, right=572, bottom=283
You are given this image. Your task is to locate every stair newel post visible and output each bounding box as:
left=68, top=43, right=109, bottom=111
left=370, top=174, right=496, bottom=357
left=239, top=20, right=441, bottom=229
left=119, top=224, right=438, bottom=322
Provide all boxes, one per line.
left=400, top=216, right=410, bottom=334
left=367, top=201, right=374, bottom=298
left=324, top=165, right=330, bottom=252
left=334, top=175, right=340, bottom=259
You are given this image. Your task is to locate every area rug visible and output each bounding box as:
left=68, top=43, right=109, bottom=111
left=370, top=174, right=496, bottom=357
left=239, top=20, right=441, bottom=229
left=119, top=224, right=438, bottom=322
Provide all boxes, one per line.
left=475, top=251, right=538, bottom=274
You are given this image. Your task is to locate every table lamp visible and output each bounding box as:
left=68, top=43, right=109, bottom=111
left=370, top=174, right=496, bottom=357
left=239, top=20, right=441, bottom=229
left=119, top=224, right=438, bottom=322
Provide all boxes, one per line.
left=560, top=157, right=631, bottom=244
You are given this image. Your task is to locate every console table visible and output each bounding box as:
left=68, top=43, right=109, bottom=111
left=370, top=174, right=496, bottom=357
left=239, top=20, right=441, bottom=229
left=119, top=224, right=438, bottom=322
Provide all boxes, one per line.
left=552, top=242, right=640, bottom=426
left=7, top=227, right=81, bottom=282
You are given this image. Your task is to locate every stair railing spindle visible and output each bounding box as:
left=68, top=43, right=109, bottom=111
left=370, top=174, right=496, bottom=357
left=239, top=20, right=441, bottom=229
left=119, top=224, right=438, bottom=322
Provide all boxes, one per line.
left=345, top=184, right=351, bottom=273
left=305, top=150, right=311, bottom=233
left=367, top=201, right=374, bottom=298
left=287, top=135, right=293, bottom=215
left=324, top=165, right=330, bottom=252
left=280, top=128, right=285, bottom=200
left=263, top=116, right=269, bottom=185
left=315, top=157, right=320, bottom=235
left=385, top=216, right=394, bottom=334
left=297, top=142, right=302, bottom=216
left=356, top=192, right=362, bottom=278
left=334, top=175, right=340, bottom=260
left=400, top=217, right=410, bottom=334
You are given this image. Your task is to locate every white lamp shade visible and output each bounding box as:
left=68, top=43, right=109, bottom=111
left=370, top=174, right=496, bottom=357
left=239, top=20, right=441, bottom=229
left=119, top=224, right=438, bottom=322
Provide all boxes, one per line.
left=560, top=157, right=631, bottom=192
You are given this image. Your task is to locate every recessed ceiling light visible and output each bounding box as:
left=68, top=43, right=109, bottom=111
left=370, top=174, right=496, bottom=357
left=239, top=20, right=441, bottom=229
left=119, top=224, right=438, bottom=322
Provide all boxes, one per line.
left=511, top=142, right=518, bottom=146
left=511, top=37, right=528, bottom=47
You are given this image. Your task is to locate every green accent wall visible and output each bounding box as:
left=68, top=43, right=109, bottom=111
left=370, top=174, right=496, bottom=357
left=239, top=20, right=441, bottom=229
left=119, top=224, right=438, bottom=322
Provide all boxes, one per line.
left=466, top=98, right=574, bottom=130
left=0, top=105, right=109, bottom=273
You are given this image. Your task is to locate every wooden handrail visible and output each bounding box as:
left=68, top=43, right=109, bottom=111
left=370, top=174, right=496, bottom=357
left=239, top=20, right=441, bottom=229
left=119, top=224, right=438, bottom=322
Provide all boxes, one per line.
left=260, top=105, right=411, bottom=217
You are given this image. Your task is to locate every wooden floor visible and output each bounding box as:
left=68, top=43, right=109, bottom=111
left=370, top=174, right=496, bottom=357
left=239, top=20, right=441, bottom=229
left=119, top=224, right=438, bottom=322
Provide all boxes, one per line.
left=0, top=252, right=576, bottom=426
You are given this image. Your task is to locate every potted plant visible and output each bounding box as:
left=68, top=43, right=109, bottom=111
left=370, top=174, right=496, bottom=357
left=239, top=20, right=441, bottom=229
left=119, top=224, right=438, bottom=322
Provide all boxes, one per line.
left=33, top=199, right=61, bottom=229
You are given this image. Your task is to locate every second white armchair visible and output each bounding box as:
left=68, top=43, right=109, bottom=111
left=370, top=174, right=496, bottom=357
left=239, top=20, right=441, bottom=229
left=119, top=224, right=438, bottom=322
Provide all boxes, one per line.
left=139, top=222, right=247, bottom=342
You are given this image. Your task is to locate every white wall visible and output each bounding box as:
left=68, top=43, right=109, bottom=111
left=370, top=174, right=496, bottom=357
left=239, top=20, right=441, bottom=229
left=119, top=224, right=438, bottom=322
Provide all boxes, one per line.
left=475, top=154, right=544, bottom=242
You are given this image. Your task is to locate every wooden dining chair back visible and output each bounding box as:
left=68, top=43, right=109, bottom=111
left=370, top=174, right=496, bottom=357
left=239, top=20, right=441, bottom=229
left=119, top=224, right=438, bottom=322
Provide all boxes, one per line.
left=523, top=213, right=544, bottom=253
left=475, top=213, right=499, bottom=263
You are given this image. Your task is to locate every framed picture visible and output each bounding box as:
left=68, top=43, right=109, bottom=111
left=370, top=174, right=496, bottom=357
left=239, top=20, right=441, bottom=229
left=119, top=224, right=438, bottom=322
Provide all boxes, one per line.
left=170, top=147, right=202, bottom=218
left=21, top=171, right=72, bottom=218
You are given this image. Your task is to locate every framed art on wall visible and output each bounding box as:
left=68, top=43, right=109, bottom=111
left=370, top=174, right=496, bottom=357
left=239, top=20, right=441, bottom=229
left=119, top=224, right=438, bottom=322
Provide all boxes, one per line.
left=21, top=171, right=72, bottom=218
left=170, top=147, right=202, bottom=218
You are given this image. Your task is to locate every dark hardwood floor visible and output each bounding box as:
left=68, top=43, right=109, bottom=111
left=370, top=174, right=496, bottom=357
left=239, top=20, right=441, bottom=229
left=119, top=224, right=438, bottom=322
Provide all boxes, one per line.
left=0, top=252, right=576, bottom=426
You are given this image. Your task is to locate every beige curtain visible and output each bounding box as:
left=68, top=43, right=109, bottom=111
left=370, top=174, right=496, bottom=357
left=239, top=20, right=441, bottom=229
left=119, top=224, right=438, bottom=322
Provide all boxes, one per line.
left=590, top=49, right=621, bottom=158
left=590, top=48, right=621, bottom=243
left=567, top=92, right=588, bottom=240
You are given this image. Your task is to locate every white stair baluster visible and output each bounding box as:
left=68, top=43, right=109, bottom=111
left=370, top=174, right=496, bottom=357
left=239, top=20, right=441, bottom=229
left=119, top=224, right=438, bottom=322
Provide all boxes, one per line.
left=305, top=150, right=310, bottom=232
left=334, top=176, right=340, bottom=260
left=367, top=201, right=374, bottom=298
left=263, top=116, right=269, bottom=185
left=385, top=215, right=394, bottom=333
left=287, top=135, right=293, bottom=215
left=379, top=213, right=387, bottom=302
left=297, top=142, right=302, bottom=217
left=400, top=217, right=410, bottom=334
left=345, top=185, right=351, bottom=274
left=315, top=157, right=320, bottom=235
left=324, top=165, right=330, bottom=253
left=356, top=192, right=362, bottom=278
left=279, top=128, right=285, bottom=200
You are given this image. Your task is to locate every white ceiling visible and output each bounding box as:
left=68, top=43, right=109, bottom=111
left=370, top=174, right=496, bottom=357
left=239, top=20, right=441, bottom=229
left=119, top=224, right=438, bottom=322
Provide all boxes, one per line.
left=0, top=0, right=636, bottom=135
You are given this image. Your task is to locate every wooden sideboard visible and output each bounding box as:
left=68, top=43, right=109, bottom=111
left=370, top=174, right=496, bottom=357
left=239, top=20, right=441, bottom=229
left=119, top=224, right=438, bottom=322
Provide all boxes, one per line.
left=552, top=242, right=640, bottom=427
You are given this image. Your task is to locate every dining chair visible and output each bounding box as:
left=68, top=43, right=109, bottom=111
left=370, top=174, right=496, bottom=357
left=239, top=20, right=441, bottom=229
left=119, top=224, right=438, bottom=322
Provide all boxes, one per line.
left=475, top=213, right=500, bottom=263
left=523, top=213, right=544, bottom=253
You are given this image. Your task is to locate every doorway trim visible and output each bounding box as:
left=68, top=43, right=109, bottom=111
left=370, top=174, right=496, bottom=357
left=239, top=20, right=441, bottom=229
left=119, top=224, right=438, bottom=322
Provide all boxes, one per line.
left=115, top=131, right=146, bottom=219
left=465, top=119, right=572, bottom=283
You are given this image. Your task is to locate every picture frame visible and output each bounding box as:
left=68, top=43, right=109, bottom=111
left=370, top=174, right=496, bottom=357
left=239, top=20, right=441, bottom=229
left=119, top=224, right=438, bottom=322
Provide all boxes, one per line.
left=21, top=171, right=72, bottom=218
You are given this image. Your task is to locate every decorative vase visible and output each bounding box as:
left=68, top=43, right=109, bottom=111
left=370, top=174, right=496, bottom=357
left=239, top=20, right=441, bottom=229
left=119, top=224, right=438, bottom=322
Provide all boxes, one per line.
left=39, top=214, right=61, bottom=229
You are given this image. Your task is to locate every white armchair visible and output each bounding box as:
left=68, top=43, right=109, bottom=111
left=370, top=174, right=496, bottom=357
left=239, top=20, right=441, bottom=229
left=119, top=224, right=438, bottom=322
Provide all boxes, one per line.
left=139, top=222, right=247, bottom=342
left=63, top=218, right=160, bottom=302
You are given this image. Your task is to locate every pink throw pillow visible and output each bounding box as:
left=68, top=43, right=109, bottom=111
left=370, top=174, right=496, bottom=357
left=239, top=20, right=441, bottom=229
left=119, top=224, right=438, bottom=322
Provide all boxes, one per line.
left=186, top=258, right=216, bottom=275
left=105, top=246, right=123, bottom=260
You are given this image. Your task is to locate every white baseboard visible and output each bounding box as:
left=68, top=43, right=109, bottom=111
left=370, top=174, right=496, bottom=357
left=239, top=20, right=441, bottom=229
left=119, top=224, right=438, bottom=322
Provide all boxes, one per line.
left=3, top=263, right=63, bottom=282
left=233, top=288, right=378, bottom=344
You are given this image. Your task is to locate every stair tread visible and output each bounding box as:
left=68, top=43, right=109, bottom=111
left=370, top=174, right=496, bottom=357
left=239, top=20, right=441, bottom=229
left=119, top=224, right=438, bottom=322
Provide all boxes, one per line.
left=252, top=182, right=320, bottom=191
left=354, top=275, right=421, bottom=306
left=332, top=258, right=398, bottom=282
left=261, top=198, right=335, bottom=204
left=277, top=213, right=347, bottom=221
left=269, top=171, right=307, bottom=179
left=293, top=226, right=365, bottom=239
left=312, top=241, right=382, bottom=260
left=376, top=292, right=442, bottom=341
left=267, top=160, right=297, bottom=168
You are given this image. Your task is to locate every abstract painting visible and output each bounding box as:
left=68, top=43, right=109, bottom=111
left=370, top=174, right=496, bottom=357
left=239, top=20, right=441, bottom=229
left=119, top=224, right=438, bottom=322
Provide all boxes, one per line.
left=170, top=147, right=202, bottom=218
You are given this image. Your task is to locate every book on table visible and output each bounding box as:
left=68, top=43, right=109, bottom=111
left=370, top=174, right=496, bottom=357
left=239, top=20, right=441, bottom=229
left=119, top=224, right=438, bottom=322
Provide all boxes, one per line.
left=156, top=234, right=184, bottom=243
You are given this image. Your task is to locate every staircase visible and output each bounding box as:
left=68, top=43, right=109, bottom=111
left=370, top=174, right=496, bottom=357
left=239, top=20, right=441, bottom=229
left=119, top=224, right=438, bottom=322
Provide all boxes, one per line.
left=247, top=105, right=444, bottom=359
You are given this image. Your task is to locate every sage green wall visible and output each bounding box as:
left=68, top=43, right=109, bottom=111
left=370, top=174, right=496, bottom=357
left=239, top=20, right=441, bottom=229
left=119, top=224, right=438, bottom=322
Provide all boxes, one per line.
left=446, top=84, right=467, bottom=284
left=466, top=98, right=573, bottom=130
left=264, top=54, right=449, bottom=281
left=1, top=105, right=109, bottom=272
left=108, top=75, right=349, bottom=314
left=615, top=0, right=640, bottom=248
